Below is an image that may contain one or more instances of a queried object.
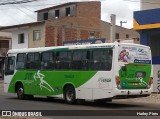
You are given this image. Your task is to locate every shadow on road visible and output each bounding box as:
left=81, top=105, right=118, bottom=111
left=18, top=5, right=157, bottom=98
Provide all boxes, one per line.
left=6, top=96, right=144, bottom=109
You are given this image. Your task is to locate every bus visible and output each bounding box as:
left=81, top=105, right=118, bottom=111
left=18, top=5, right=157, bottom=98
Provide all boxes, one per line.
left=3, top=42, right=153, bottom=104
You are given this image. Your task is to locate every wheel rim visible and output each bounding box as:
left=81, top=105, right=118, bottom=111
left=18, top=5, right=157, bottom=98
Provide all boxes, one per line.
left=18, top=87, right=23, bottom=96
left=66, top=90, right=74, bottom=102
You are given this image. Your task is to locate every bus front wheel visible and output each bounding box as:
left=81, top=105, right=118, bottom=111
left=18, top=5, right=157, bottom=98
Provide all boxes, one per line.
left=64, top=85, right=76, bottom=104
left=16, top=84, right=25, bottom=100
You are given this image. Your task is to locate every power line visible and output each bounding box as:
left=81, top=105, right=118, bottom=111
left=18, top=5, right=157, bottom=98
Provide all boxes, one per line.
left=10, top=0, right=36, bottom=20
left=0, top=0, right=39, bottom=5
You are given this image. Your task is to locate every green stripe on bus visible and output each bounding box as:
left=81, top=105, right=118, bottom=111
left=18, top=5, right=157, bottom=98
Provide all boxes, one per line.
left=8, top=70, right=97, bottom=96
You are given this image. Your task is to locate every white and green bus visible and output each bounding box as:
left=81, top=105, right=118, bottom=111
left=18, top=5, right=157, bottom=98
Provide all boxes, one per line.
left=3, top=42, right=153, bottom=104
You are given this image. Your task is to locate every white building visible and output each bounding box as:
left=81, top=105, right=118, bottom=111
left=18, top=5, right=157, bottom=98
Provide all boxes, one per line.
left=141, top=0, right=160, bottom=10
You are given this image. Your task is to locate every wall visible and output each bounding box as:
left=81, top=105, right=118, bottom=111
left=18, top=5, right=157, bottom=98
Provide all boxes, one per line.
left=29, top=23, right=45, bottom=48
left=0, top=32, right=11, bottom=38
left=37, top=4, right=76, bottom=21
left=134, top=8, right=160, bottom=92
left=141, top=0, right=160, bottom=10
left=152, top=65, right=160, bottom=92
left=12, top=29, right=28, bottom=49
left=76, top=1, right=100, bottom=19
left=45, top=16, right=101, bottom=46
left=38, top=1, right=101, bottom=46
left=100, top=21, right=140, bottom=43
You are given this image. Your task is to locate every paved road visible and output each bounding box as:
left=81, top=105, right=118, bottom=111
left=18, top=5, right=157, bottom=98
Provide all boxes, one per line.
left=0, top=80, right=160, bottom=119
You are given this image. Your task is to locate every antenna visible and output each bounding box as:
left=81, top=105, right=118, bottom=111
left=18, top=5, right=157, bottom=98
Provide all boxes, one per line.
left=120, top=21, right=127, bottom=27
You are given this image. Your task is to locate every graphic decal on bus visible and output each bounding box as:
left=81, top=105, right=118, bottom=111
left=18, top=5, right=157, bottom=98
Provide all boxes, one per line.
left=136, top=77, right=148, bottom=86
left=34, top=70, right=54, bottom=92
left=118, top=45, right=152, bottom=89
left=118, top=46, right=151, bottom=64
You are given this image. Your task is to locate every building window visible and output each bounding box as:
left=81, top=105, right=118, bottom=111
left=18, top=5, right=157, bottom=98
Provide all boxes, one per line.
left=115, top=33, right=119, bottom=39
left=66, top=7, right=70, bottom=16
left=43, top=12, right=48, bottom=20
left=18, top=33, right=24, bottom=44
left=33, top=30, right=41, bottom=40
left=126, top=34, right=129, bottom=38
left=89, top=32, right=95, bottom=39
left=55, top=10, right=60, bottom=18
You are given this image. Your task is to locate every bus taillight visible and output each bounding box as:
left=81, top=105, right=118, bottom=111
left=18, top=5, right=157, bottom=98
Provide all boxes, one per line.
left=116, top=76, right=121, bottom=89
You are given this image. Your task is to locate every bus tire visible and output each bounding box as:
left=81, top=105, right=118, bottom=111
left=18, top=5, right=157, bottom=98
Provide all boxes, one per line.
left=64, top=85, right=76, bottom=104
left=16, top=84, right=25, bottom=100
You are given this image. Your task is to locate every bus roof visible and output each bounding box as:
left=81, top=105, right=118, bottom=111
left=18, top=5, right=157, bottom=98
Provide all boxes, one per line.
left=7, top=42, right=150, bottom=54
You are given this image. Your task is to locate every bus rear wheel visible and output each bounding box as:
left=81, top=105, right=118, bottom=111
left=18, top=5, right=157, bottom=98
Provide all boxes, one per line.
left=16, top=84, right=25, bottom=100
left=64, top=85, right=76, bottom=104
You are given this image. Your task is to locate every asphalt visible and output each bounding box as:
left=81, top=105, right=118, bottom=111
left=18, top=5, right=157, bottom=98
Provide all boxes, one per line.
left=1, top=79, right=160, bottom=119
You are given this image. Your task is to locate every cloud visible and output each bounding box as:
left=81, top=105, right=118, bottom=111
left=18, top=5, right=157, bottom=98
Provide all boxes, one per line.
left=0, top=0, right=140, bottom=28
left=101, top=0, right=140, bottom=28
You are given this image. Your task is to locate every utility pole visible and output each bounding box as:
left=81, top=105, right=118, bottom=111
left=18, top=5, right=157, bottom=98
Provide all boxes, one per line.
left=110, top=14, right=116, bottom=43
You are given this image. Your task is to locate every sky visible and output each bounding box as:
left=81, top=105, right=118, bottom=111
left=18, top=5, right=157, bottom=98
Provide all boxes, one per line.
left=0, top=0, right=140, bottom=28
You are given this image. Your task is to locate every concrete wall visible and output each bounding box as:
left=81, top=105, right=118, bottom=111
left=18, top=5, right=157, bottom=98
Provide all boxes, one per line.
left=0, top=32, right=11, bottom=38
left=101, top=21, right=140, bottom=43
left=28, top=23, right=46, bottom=48
left=152, top=65, right=160, bottom=92
left=12, top=29, right=28, bottom=49
left=37, top=4, right=76, bottom=21
left=141, top=0, right=160, bottom=10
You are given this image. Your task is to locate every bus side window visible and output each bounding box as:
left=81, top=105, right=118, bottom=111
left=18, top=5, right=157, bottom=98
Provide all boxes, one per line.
left=72, top=50, right=83, bottom=70
left=41, top=52, right=55, bottom=70
left=56, top=51, right=71, bottom=70
left=89, top=49, right=113, bottom=71
left=81, top=50, right=90, bottom=70
left=16, top=53, right=26, bottom=70
left=27, top=53, right=41, bottom=70
left=5, top=56, right=15, bottom=75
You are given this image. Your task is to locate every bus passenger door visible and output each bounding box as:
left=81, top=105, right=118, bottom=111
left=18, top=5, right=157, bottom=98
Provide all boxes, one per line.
left=4, top=56, right=15, bottom=93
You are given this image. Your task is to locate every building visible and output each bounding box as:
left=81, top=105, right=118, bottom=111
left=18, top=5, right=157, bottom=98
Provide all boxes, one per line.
left=0, top=31, right=11, bottom=78
left=101, top=21, right=139, bottom=43
left=0, top=1, right=139, bottom=49
left=140, top=0, right=160, bottom=10
left=0, top=21, right=46, bottom=49
left=134, top=0, right=160, bottom=92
